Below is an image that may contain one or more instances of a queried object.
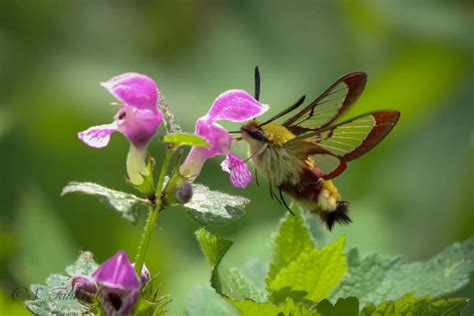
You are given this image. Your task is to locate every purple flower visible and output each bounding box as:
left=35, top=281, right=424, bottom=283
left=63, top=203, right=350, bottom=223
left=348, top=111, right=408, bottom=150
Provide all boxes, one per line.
left=78, top=73, right=162, bottom=185
left=92, top=251, right=140, bottom=316
left=180, top=90, right=268, bottom=188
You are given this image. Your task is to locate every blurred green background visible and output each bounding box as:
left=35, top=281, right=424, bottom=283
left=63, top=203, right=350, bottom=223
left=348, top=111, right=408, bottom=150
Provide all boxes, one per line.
left=0, top=0, right=472, bottom=314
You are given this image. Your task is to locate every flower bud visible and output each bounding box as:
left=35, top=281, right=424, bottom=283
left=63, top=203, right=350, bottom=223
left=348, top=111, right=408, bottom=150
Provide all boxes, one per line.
left=162, top=179, right=193, bottom=207
left=176, top=181, right=193, bottom=204
left=71, top=276, right=97, bottom=302
left=139, top=263, right=150, bottom=285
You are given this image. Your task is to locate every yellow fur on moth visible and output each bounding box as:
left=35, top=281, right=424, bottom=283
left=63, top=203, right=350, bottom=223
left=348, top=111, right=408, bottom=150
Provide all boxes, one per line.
left=241, top=119, right=342, bottom=213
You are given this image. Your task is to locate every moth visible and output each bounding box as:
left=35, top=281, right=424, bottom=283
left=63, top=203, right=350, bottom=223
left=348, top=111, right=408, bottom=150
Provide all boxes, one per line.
left=239, top=68, right=400, bottom=230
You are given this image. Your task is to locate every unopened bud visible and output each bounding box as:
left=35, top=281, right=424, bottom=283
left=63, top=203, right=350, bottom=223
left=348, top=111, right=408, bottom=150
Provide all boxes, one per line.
left=176, top=181, right=193, bottom=204
left=131, top=263, right=151, bottom=286
left=72, top=276, right=97, bottom=302
left=140, top=263, right=150, bottom=285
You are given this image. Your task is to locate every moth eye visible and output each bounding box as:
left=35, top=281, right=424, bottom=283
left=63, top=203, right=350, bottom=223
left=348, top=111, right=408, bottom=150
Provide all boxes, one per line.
left=248, top=129, right=266, bottom=141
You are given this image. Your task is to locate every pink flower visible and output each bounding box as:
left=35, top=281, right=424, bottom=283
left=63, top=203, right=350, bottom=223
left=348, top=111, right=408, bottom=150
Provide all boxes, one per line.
left=180, top=90, right=268, bottom=188
left=92, top=251, right=140, bottom=316
left=78, top=73, right=162, bottom=185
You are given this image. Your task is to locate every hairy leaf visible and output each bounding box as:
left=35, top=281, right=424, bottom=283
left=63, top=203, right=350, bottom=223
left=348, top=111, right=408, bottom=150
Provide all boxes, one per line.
left=331, top=237, right=474, bottom=306
left=62, top=182, right=150, bottom=223
left=163, top=133, right=208, bottom=148
left=185, top=286, right=239, bottom=316
left=266, top=212, right=316, bottom=291
left=315, top=297, right=359, bottom=315
left=25, top=252, right=99, bottom=315
left=268, top=236, right=347, bottom=302
left=230, top=298, right=313, bottom=316
left=196, top=228, right=265, bottom=302
left=185, top=184, right=249, bottom=225
left=360, top=294, right=468, bottom=316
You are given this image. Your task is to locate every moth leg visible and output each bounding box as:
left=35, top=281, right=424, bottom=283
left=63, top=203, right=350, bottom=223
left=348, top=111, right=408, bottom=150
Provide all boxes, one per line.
left=279, top=187, right=295, bottom=216
left=267, top=175, right=282, bottom=205
left=269, top=184, right=281, bottom=204
left=254, top=168, right=260, bottom=187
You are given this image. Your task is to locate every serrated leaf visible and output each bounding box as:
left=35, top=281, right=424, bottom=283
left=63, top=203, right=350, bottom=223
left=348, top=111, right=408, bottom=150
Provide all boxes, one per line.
left=25, top=252, right=99, bottom=315
left=196, top=227, right=233, bottom=267
left=158, top=94, right=182, bottom=134
left=266, top=211, right=316, bottom=291
left=62, top=182, right=150, bottom=223
left=314, top=297, right=359, bottom=316
left=268, top=236, right=347, bottom=302
left=360, top=294, right=469, bottom=316
left=331, top=237, right=474, bottom=306
left=230, top=298, right=314, bottom=316
left=196, top=228, right=265, bottom=302
left=163, top=133, right=208, bottom=148
left=184, top=184, right=249, bottom=225
left=185, top=286, right=239, bottom=316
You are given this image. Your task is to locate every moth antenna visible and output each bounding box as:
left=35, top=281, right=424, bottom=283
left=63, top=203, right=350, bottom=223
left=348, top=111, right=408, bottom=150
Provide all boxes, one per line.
left=258, top=95, right=306, bottom=128
left=254, top=66, right=261, bottom=101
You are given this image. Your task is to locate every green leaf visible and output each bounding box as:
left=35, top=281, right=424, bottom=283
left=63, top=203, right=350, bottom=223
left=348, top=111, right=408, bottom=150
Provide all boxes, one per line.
left=185, top=286, right=239, bottom=316
left=360, top=294, right=469, bottom=316
left=230, top=298, right=313, bottom=316
left=163, top=133, right=208, bottom=148
left=196, top=227, right=233, bottom=267
left=314, top=297, right=359, bottom=316
left=62, top=182, right=150, bottom=223
left=184, top=184, right=249, bottom=225
left=267, top=236, right=347, bottom=302
left=331, top=237, right=474, bottom=306
left=25, top=252, right=99, bottom=315
left=196, top=228, right=265, bottom=302
left=266, top=211, right=316, bottom=291
left=158, top=94, right=182, bottom=134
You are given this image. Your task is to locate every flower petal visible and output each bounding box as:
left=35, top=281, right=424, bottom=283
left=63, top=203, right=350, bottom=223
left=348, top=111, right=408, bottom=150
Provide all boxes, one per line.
left=180, top=119, right=232, bottom=179
left=92, top=251, right=140, bottom=291
left=221, top=152, right=253, bottom=188
left=101, top=72, right=159, bottom=111
left=78, top=123, right=117, bottom=148
left=115, top=107, right=162, bottom=149
left=207, top=90, right=269, bottom=122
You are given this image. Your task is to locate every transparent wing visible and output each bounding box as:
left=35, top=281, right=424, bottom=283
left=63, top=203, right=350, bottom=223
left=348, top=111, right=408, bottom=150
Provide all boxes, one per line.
left=289, top=111, right=400, bottom=179
left=283, top=72, right=367, bottom=133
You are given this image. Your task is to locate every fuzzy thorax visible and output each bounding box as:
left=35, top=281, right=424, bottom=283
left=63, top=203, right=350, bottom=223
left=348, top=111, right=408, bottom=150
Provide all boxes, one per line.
left=260, top=123, right=296, bottom=146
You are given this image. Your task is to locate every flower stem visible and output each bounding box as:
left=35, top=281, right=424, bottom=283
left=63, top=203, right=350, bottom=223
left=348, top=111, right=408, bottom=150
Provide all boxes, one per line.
left=134, top=148, right=172, bottom=274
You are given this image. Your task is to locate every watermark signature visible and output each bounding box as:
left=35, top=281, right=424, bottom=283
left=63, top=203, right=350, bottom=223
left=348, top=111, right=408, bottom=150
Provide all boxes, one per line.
left=11, top=285, right=126, bottom=302
left=11, top=286, right=79, bottom=302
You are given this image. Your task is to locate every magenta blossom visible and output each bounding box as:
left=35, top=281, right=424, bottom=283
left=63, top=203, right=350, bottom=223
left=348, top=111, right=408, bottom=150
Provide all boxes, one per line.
left=180, top=90, right=268, bottom=188
left=92, top=251, right=141, bottom=316
left=78, top=73, right=162, bottom=185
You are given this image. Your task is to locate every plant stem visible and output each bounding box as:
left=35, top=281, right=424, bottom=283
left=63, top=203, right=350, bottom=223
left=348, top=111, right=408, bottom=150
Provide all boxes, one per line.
left=134, top=148, right=172, bottom=274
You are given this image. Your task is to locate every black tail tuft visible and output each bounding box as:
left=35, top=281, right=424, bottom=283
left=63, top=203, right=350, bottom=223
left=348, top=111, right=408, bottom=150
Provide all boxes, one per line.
left=319, top=201, right=352, bottom=231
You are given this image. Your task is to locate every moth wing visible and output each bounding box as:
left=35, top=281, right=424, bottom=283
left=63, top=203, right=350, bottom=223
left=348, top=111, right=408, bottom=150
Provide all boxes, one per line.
left=286, top=111, right=400, bottom=179
left=283, top=72, right=367, bottom=134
